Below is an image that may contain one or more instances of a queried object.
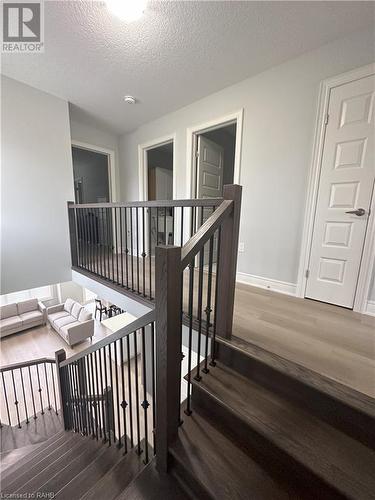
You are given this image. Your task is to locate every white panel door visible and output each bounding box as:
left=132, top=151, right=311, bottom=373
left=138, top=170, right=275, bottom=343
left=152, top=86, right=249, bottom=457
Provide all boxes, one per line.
left=306, top=74, right=375, bottom=308
left=196, top=136, right=224, bottom=199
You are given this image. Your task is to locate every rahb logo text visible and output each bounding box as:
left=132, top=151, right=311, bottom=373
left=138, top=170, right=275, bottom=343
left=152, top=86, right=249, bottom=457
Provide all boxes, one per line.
left=2, top=1, right=44, bottom=53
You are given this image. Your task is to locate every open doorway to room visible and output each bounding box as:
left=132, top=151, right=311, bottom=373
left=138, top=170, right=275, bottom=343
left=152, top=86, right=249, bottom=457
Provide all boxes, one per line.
left=72, top=145, right=111, bottom=204
left=146, top=141, right=174, bottom=202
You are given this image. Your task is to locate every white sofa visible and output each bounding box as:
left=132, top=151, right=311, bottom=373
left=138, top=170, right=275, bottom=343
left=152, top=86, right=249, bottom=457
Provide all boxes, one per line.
left=47, top=298, right=94, bottom=346
left=0, top=299, right=46, bottom=338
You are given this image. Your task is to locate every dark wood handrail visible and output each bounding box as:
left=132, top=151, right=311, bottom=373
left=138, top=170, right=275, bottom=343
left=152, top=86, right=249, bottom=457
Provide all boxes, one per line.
left=0, top=357, right=55, bottom=373
left=60, top=309, right=156, bottom=367
left=67, top=198, right=223, bottom=209
left=180, top=199, right=233, bottom=269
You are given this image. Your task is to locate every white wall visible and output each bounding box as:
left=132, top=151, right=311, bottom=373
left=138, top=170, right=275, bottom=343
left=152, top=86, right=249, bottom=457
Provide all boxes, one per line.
left=70, top=112, right=121, bottom=201
left=119, top=29, right=374, bottom=289
left=1, top=76, right=74, bottom=294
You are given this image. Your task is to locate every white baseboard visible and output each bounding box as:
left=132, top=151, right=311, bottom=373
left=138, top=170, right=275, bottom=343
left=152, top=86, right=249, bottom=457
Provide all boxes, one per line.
left=365, top=300, right=375, bottom=317
left=236, top=272, right=297, bottom=296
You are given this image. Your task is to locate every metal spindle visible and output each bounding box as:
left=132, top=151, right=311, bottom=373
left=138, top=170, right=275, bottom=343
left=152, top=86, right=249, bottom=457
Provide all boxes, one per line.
left=148, top=208, right=152, bottom=299
left=103, top=345, right=111, bottom=446
left=120, top=207, right=124, bottom=287
left=126, top=335, right=134, bottom=448
left=194, top=245, right=205, bottom=382
left=36, top=364, right=44, bottom=415
left=50, top=363, right=58, bottom=414
left=125, top=207, right=129, bottom=289
left=180, top=206, right=184, bottom=246
left=150, top=322, right=156, bottom=451
left=203, top=235, right=214, bottom=373
left=99, top=349, right=107, bottom=442
left=44, top=363, right=51, bottom=410
left=185, top=260, right=195, bottom=416
left=111, top=208, right=115, bottom=282
left=28, top=366, right=37, bottom=420
left=133, top=331, right=142, bottom=455
left=115, top=207, right=119, bottom=284
left=120, top=337, right=128, bottom=454
left=11, top=370, right=21, bottom=428
left=136, top=207, right=140, bottom=293
left=20, top=368, right=29, bottom=424
left=141, top=327, right=149, bottom=463
left=210, top=227, right=221, bottom=367
left=130, top=207, right=134, bottom=291
left=114, top=341, right=122, bottom=448
left=142, top=207, right=146, bottom=297
left=2, top=372, right=11, bottom=425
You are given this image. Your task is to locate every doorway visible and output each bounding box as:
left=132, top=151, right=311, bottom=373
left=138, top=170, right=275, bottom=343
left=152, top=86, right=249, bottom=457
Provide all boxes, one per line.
left=301, top=65, right=375, bottom=311
left=72, top=146, right=111, bottom=204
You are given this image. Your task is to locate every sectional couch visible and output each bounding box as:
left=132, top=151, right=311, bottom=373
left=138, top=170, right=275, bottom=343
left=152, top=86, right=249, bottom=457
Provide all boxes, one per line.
left=47, top=298, right=94, bottom=346
left=0, top=299, right=46, bottom=338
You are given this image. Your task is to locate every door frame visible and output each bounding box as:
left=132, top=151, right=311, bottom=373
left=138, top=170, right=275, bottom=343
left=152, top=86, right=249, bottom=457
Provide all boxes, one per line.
left=186, top=109, right=244, bottom=199
left=138, top=133, right=176, bottom=201
left=296, top=63, right=375, bottom=313
left=71, top=140, right=117, bottom=202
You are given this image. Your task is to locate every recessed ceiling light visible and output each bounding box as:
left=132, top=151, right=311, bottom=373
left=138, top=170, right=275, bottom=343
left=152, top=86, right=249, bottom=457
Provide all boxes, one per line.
left=124, top=95, right=136, bottom=104
left=106, top=0, right=147, bottom=22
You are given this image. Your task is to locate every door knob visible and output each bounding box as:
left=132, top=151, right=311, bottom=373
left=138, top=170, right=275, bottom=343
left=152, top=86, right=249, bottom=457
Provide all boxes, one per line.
left=345, top=208, right=366, bottom=216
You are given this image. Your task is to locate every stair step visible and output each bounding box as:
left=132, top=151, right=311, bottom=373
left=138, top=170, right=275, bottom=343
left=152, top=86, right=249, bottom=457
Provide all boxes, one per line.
left=1, top=431, right=70, bottom=487
left=170, top=404, right=292, bottom=500
left=3, top=434, right=80, bottom=493
left=0, top=442, right=44, bottom=474
left=216, top=336, right=375, bottom=447
left=190, top=362, right=375, bottom=500
left=80, top=446, right=145, bottom=500
left=119, top=458, right=191, bottom=500
left=32, top=436, right=104, bottom=496
left=56, top=441, right=126, bottom=499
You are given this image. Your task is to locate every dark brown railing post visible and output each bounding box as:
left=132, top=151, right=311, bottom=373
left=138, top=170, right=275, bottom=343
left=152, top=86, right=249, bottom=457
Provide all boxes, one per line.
left=55, top=349, right=68, bottom=429
left=215, top=184, right=242, bottom=339
left=67, top=201, right=79, bottom=267
left=155, top=245, right=182, bottom=473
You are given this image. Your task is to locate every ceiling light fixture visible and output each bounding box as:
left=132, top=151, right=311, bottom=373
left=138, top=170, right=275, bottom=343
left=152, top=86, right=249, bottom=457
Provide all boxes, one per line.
left=124, top=95, right=136, bottom=104
left=106, top=0, right=147, bottom=22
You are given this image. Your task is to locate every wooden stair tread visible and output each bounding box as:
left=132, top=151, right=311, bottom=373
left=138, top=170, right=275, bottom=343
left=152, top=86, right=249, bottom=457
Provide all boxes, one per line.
left=192, top=362, right=375, bottom=499
left=119, top=458, right=191, bottom=500
left=1, top=431, right=72, bottom=487
left=218, top=335, right=375, bottom=419
left=56, top=440, right=126, bottom=500
left=170, top=405, right=291, bottom=500
left=81, top=446, right=145, bottom=500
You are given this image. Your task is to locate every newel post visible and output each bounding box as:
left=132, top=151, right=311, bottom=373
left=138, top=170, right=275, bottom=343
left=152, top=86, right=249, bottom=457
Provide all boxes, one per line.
left=215, top=184, right=242, bottom=339
left=55, top=349, right=68, bottom=429
left=155, top=245, right=182, bottom=473
left=67, top=201, right=78, bottom=267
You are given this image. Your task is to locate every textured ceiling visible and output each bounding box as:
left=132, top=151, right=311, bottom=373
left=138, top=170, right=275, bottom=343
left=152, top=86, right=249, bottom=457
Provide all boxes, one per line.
left=2, top=1, right=374, bottom=134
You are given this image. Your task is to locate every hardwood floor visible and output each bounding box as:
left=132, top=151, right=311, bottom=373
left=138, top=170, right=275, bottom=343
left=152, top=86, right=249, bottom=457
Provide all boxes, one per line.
left=232, top=284, right=375, bottom=398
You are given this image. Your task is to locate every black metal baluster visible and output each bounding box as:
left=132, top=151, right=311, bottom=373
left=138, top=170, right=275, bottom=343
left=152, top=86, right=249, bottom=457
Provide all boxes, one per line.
left=180, top=207, right=184, bottom=246
left=194, top=246, right=204, bottom=382
left=19, top=368, right=29, bottom=424
left=114, top=341, right=122, bottom=448
left=125, top=207, right=129, bottom=289
left=43, top=362, right=51, bottom=410
left=82, top=357, right=90, bottom=436
left=115, top=207, right=119, bottom=284
left=2, top=372, right=11, bottom=425
left=103, top=346, right=111, bottom=446
left=120, top=338, right=128, bottom=455
left=133, top=331, right=142, bottom=455
left=120, top=207, right=124, bottom=287
left=172, top=206, right=175, bottom=245
left=108, top=343, right=116, bottom=444
left=126, top=335, right=134, bottom=448
left=203, top=235, right=214, bottom=374
left=11, top=370, right=21, bottom=428
left=27, top=366, right=37, bottom=420
left=130, top=207, right=134, bottom=291
left=88, top=209, right=93, bottom=273
left=150, top=322, right=156, bottom=451
left=210, top=227, right=221, bottom=367
left=102, top=208, right=106, bottom=279
left=90, top=209, right=96, bottom=275
left=67, top=364, right=77, bottom=432
left=185, top=261, right=195, bottom=416
left=111, top=208, right=115, bottom=282
left=50, top=363, right=58, bottom=414
left=148, top=207, right=152, bottom=299
left=36, top=364, right=44, bottom=415
left=90, top=352, right=98, bottom=439
left=142, top=207, right=146, bottom=297
left=164, top=207, right=167, bottom=245
left=98, top=349, right=107, bottom=442
left=190, top=206, right=195, bottom=238
left=71, top=362, right=80, bottom=432
left=136, top=207, right=140, bottom=293
left=156, top=207, right=159, bottom=245
left=141, top=327, right=149, bottom=463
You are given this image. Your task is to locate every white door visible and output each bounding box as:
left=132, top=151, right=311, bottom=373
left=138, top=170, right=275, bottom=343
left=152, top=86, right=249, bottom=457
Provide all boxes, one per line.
left=306, top=74, right=375, bottom=308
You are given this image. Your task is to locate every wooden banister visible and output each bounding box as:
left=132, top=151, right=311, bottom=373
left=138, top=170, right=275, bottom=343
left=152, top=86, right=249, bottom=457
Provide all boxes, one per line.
left=180, top=199, right=233, bottom=270
left=67, top=198, right=223, bottom=209
left=0, top=357, right=55, bottom=372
